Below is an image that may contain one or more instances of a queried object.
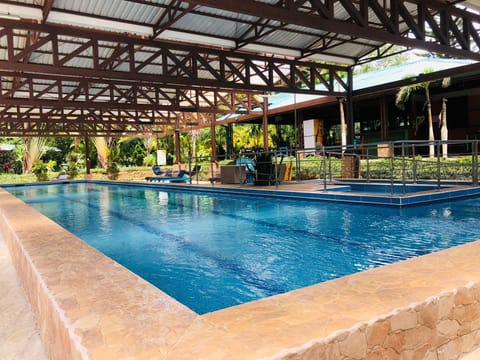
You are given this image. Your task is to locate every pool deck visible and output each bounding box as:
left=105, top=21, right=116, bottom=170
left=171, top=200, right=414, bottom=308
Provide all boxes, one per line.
left=2, top=180, right=480, bottom=359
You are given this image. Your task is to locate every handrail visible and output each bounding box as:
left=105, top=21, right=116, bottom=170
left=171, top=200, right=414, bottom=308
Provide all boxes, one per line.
left=183, top=139, right=480, bottom=190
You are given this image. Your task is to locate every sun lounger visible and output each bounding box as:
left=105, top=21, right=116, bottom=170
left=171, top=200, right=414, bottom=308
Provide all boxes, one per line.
left=145, top=165, right=200, bottom=183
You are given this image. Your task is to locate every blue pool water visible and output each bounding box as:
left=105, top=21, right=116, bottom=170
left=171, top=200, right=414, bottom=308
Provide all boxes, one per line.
left=331, top=183, right=448, bottom=194
left=6, top=183, right=480, bottom=314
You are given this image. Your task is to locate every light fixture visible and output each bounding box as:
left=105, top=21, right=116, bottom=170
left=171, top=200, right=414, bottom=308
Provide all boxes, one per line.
left=48, top=11, right=152, bottom=36
left=0, top=13, right=21, bottom=20
left=0, top=4, right=41, bottom=20
left=307, top=53, right=356, bottom=66
left=240, top=43, right=301, bottom=58
left=157, top=30, right=236, bottom=49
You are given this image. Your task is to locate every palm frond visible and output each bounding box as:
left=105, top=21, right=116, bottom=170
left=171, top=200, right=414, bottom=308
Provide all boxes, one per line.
left=92, top=137, right=109, bottom=169
left=23, top=137, right=47, bottom=173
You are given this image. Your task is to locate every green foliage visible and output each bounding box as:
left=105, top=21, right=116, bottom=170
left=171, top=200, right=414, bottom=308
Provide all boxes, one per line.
left=360, top=156, right=474, bottom=181
left=106, top=146, right=120, bottom=180
left=119, top=138, right=147, bottom=166
left=395, top=68, right=435, bottom=110
left=143, top=153, right=156, bottom=166
left=0, top=150, right=17, bottom=174
left=31, top=160, right=49, bottom=181
left=66, top=152, right=80, bottom=179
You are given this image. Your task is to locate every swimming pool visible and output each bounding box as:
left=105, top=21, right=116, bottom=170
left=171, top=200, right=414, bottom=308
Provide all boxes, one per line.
left=6, top=182, right=480, bottom=314
left=331, top=183, right=450, bottom=194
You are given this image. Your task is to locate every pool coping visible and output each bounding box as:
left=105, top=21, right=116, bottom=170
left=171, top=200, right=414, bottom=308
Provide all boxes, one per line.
left=112, top=179, right=480, bottom=206
left=4, top=179, right=480, bottom=207
left=2, top=185, right=480, bottom=358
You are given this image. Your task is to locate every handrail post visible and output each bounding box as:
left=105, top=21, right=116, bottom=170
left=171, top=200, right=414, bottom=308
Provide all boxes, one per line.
left=401, top=142, right=406, bottom=195
left=389, top=153, right=394, bottom=195
left=412, top=144, right=417, bottom=183
left=436, top=141, right=441, bottom=189
left=322, top=147, right=327, bottom=190
left=274, top=150, right=279, bottom=189
left=188, top=155, right=192, bottom=184
left=329, top=155, right=332, bottom=182
left=473, top=140, right=479, bottom=186
left=367, top=150, right=371, bottom=183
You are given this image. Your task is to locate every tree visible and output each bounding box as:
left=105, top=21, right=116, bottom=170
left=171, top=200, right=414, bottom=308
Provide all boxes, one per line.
left=439, top=97, right=448, bottom=158
left=92, top=137, right=110, bottom=169
left=338, top=98, right=347, bottom=152
left=395, top=68, right=435, bottom=157
left=396, top=71, right=451, bottom=158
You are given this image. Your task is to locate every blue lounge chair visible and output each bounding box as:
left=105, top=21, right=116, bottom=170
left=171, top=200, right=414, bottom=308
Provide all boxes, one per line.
left=145, top=165, right=201, bottom=183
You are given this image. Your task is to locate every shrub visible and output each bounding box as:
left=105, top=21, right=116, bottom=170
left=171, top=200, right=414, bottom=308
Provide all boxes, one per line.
left=31, top=161, right=49, bottom=181
left=106, top=147, right=120, bottom=180
left=65, top=152, right=80, bottom=179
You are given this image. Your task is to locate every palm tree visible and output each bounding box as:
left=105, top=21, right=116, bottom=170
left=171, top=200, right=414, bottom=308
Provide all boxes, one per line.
left=439, top=97, right=448, bottom=158
left=396, top=68, right=435, bottom=157
left=396, top=71, right=451, bottom=158
left=338, top=98, right=347, bottom=152
left=247, top=124, right=262, bottom=149
left=92, top=137, right=110, bottom=169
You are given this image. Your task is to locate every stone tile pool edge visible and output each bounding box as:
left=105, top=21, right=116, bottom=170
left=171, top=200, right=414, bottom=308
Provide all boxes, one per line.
left=122, top=180, right=480, bottom=207
left=1, top=188, right=480, bottom=359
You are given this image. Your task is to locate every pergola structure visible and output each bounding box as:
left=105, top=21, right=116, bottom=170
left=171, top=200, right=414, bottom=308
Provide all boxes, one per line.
left=0, top=0, right=479, bottom=141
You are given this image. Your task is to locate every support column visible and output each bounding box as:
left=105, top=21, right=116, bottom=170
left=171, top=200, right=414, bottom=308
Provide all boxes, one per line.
left=380, top=96, right=389, bottom=141
left=225, top=124, right=234, bottom=159
left=84, top=136, right=91, bottom=175
left=210, top=115, right=217, bottom=161
left=346, top=68, right=355, bottom=145
left=262, top=94, right=269, bottom=151
left=174, top=130, right=181, bottom=164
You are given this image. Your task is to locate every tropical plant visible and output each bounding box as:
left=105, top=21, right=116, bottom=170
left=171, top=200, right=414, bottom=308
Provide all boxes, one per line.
left=338, top=98, right=347, bottom=151
left=247, top=124, right=262, bottom=149
left=396, top=68, right=435, bottom=157
left=143, top=136, right=157, bottom=154
left=439, top=77, right=451, bottom=158
left=66, top=152, right=80, bottom=179
left=118, top=137, right=146, bottom=166
left=396, top=71, right=451, bottom=158
left=92, top=137, right=110, bottom=169
left=106, top=146, right=120, bottom=180
left=0, top=150, right=17, bottom=174
left=23, top=137, right=48, bottom=174
left=31, top=160, right=49, bottom=181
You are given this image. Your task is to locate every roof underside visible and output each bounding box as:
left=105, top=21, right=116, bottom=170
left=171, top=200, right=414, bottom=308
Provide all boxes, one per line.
left=0, top=0, right=479, bottom=136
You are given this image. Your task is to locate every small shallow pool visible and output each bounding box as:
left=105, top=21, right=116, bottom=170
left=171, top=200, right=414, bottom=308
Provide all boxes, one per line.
left=6, top=182, right=480, bottom=314
left=331, top=183, right=450, bottom=194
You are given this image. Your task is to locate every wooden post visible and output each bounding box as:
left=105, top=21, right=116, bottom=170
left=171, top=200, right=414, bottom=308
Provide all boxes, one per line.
left=262, top=94, right=269, bottom=151
left=84, top=136, right=91, bottom=175
left=210, top=115, right=217, bottom=161
left=174, top=130, right=181, bottom=164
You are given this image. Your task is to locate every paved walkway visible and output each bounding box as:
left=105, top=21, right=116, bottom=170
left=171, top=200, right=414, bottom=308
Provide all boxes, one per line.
left=0, top=236, right=47, bottom=360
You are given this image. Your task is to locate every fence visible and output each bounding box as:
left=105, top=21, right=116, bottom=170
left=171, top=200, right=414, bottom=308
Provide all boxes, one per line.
left=184, top=140, right=480, bottom=192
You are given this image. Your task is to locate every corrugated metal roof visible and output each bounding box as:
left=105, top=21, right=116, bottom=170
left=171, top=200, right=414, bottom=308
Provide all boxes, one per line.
left=1, top=0, right=478, bottom=68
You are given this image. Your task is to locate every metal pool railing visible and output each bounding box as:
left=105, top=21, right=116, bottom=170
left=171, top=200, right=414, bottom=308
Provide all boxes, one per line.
left=311, top=139, right=479, bottom=194
left=184, top=140, right=480, bottom=194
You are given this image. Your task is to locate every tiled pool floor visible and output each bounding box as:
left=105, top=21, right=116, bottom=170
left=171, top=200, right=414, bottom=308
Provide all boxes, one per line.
left=0, top=234, right=47, bottom=360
